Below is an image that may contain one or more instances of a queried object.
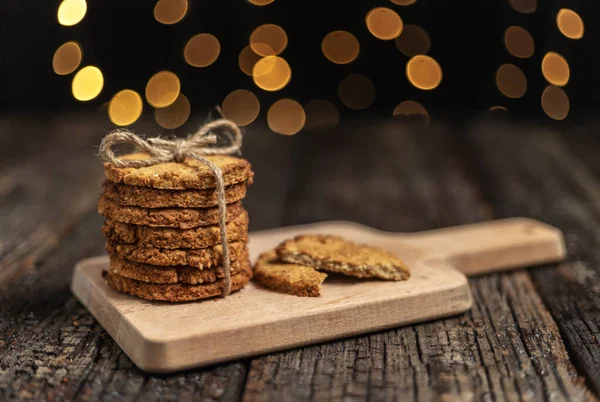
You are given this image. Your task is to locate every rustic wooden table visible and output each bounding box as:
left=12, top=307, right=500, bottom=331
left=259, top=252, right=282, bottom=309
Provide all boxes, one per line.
left=1, top=114, right=599, bottom=401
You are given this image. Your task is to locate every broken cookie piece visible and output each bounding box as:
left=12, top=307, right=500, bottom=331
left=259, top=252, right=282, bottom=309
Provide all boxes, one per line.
left=254, top=250, right=327, bottom=297
left=277, top=235, right=410, bottom=281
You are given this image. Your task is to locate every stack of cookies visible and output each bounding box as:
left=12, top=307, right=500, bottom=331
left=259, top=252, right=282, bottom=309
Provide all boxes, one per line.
left=98, top=152, right=254, bottom=302
left=254, top=235, right=410, bottom=297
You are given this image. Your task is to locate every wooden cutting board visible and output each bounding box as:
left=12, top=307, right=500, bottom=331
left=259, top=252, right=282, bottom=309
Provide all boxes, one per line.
left=71, top=217, right=565, bottom=373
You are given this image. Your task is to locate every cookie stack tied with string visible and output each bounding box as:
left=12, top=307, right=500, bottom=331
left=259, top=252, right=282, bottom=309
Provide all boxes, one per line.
left=97, top=118, right=254, bottom=302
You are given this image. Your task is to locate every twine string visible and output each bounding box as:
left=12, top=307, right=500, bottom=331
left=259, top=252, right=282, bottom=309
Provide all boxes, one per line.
left=98, top=118, right=243, bottom=296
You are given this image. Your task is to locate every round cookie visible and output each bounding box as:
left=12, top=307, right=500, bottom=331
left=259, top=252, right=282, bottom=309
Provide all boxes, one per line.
left=104, top=152, right=254, bottom=190
left=102, top=181, right=248, bottom=208
left=107, top=241, right=249, bottom=268
left=105, top=267, right=253, bottom=302
left=109, top=250, right=250, bottom=284
left=98, top=196, right=243, bottom=228
left=102, top=209, right=249, bottom=248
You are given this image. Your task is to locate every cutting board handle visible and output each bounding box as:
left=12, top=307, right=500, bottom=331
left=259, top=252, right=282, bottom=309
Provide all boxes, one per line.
left=405, top=218, right=566, bottom=275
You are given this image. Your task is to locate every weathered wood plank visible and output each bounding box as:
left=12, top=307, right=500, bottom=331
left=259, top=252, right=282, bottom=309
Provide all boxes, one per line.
left=465, top=122, right=600, bottom=398
left=0, top=115, right=106, bottom=284
left=0, top=211, right=249, bottom=402
left=0, top=116, right=296, bottom=401
left=242, top=120, right=590, bottom=401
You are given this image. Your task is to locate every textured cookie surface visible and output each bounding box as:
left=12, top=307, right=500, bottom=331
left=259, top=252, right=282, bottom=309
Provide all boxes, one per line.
left=102, top=209, right=249, bottom=248
left=104, top=152, right=254, bottom=190
left=277, top=235, right=410, bottom=280
left=107, top=240, right=248, bottom=268
left=103, top=181, right=247, bottom=208
left=254, top=250, right=327, bottom=297
left=109, top=251, right=250, bottom=284
left=98, top=196, right=243, bottom=229
left=106, top=267, right=252, bottom=302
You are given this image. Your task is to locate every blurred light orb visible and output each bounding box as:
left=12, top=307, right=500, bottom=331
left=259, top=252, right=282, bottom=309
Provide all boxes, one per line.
left=109, top=90, right=143, bottom=126
left=390, top=0, right=417, bottom=5
left=366, top=7, right=403, bottom=40
left=239, top=45, right=265, bottom=76
left=557, top=9, right=584, bottom=40
left=252, top=56, right=291, bottom=91
left=250, top=24, right=288, bottom=57
left=338, top=73, right=376, bottom=110
left=541, top=86, right=569, bottom=120
left=222, top=90, right=260, bottom=127
left=496, top=64, right=527, bottom=99
left=146, top=71, right=181, bottom=108
left=154, top=94, right=191, bottom=129
left=395, top=25, right=430, bottom=57
left=322, top=31, right=360, bottom=65
left=508, top=0, right=536, bottom=14
left=542, top=52, right=570, bottom=86
left=504, top=26, right=534, bottom=58
left=248, top=0, right=275, bottom=5
left=268, top=99, right=306, bottom=135
left=72, top=66, right=104, bottom=101
left=184, top=34, right=220, bottom=67
left=154, top=0, right=188, bottom=25
left=392, top=100, right=429, bottom=123
left=489, top=106, right=508, bottom=112
left=304, top=99, right=340, bottom=132
left=406, top=55, right=442, bottom=90
left=58, top=0, right=87, bottom=26
left=53, top=42, right=82, bottom=75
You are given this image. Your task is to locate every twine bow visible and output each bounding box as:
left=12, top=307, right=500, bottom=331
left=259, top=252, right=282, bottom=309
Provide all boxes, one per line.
left=99, top=117, right=243, bottom=297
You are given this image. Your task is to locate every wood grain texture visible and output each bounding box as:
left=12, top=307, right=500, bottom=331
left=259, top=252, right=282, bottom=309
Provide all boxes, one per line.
left=0, top=116, right=105, bottom=284
left=73, top=252, right=471, bottom=372
left=243, top=121, right=591, bottom=401
left=465, top=122, right=600, bottom=398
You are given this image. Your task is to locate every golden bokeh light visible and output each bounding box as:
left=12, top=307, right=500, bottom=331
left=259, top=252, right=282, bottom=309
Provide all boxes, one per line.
left=322, top=31, right=360, bottom=65
left=304, top=99, right=340, bottom=132
left=338, top=73, right=376, bottom=110
left=154, top=94, right=191, bottom=129
left=154, top=0, right=188, bottom=25
left=390, top=0, right=417, bottom=5
left=184, top=34, right=220, bottom=67
left=557, top=9, right=584, bottom=40
left=392, top=100, right=429, bottom=123
left=108, top=90, right=143, bottom=127
left=71, top=66, right=104, bottom=101
left=145, top=71, right=181, bottom=108
left=542, top=52, right=570, bottom=86
left=252, top=56, right=291, bottom=91
left=57, top=0, right=87, bottom=26
left=496, top=64, right=527, bottom=99
left=406, top=55, right=442, bottom=90
left=504, top=26, right=534, bottom=58
left=250, top=24, right=288, bottom=57
left=395, top=25, right=430, bottom=57
left=239, top=45, right=264, bottom=76
left=489, top=106, right=508, bottom=112
left=366, top=7, right=403, bottom=40
left=541, top=86, right=569, bottom=120
left=53, top=42, right=82, bottom=75
left=222, top=90, right=260, bottom=127
left=267, top=99, right=306, bottom=135
left=508, top=0, right=536, bottom=14
left=248, top=0, right=275, bottom=5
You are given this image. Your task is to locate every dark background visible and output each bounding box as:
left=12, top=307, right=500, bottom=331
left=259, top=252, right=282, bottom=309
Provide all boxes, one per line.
left=0, top=0, right=596, bottom=122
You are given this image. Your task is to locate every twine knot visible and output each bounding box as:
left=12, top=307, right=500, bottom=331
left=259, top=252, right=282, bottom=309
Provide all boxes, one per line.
left=99, top=116, right=243, bottom=297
